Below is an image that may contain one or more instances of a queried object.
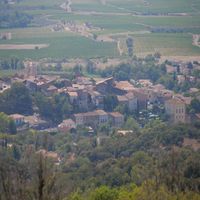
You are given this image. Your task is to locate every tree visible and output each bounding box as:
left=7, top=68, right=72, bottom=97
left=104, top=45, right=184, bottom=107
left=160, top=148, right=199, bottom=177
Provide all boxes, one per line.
left=190, top=99, right=200, bottom=113
left=123, top=117, right=140, bottom=132
left=90, top=186, right=118, bottom=200
left=55, top=63, right=62, bottom=71
left=0, top=112, right=16, bottom=134
left=12, top=144, right=21, bottom=160
left=126, top=37, right=134, bottom=57
left=73, top=65, right=83, bottom=77
left=34, top=93, right=72, bottom=123
left=86, top=60, right=96, bottom=74
left=103, top=95, right=118, bottom=112
left=0, top=82, right=33, bottom=115
left=68, top=192, right=83, bottom=200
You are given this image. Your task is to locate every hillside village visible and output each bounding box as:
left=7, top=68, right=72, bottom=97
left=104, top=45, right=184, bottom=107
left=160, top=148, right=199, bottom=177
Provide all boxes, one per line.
left=1, top=58, right=200, bottom=135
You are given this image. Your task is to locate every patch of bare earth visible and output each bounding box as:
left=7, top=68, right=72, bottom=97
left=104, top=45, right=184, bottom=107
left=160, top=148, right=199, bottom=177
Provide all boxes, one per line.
left=0, top=44, right=49, bottom=50
left=182, top=138, right=200, bottom=151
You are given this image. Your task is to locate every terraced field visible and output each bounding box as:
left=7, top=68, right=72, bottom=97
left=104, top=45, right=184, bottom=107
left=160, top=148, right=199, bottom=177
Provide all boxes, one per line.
left=0, top=0, right=200, bottom=59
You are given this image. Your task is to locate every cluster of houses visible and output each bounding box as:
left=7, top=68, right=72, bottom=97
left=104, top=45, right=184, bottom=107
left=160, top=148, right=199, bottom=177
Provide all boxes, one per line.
left=166, top=60, right=200, bottom=86
left=51, top=20, right=101, bottom=40
left=1, top=60, right=200, bottom=133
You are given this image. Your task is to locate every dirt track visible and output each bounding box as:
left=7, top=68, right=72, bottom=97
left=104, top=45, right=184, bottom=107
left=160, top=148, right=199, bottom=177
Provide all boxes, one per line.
left=0, top=44, right=49, bottom=50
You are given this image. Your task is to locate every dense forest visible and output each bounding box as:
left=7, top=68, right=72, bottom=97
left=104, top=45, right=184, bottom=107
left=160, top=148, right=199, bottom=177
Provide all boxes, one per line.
left=0, top=117, right=200, bottom=199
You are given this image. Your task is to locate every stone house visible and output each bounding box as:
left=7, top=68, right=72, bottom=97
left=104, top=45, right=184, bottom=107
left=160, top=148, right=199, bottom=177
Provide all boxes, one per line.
left=73, top=110, right=109, bottom=128
left=108, top=112, right=124, bottom=128
left=117, top=92, right=138, bottom=112
left=77, top=90, right=92, bottom=112
left=67, top=91, right=78, bottom=104
left=89, top=90, right=104, bottom=109
left=58, top=119, right=76, bottom=133
left=114, top=81, right=135, bottom=95
left=132, top=88, right=148, bottom=110
left=165, top=98, right=186, bottom=124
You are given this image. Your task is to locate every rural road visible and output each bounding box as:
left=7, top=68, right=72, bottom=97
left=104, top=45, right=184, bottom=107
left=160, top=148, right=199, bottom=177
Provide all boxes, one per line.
left=60, top=0, right=72, bottom=12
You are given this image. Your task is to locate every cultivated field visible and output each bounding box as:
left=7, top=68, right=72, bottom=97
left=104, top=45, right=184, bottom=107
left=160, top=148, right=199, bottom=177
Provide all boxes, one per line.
left=0, top=0, right=200, bottom=60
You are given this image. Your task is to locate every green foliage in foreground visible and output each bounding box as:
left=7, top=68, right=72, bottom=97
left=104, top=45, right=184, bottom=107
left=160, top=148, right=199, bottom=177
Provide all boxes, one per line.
left=0, top=121, right=200, bottom=200
left=0, top=120, right=200, bottom=200
left=69, top=182, right=200, bottom=200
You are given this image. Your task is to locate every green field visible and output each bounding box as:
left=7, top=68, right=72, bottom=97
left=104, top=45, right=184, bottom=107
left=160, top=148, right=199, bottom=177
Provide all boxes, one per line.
left=133, top=33, right=200, bottom=56
left=0, top=28, right=118, bottom=59
left=0, top=0, right=200, bottom=59
left=107, top=0, right=199, bottom=14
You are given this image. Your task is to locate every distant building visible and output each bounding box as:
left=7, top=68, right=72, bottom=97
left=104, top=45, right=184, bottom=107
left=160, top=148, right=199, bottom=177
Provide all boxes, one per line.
left=58, top=119, right=76, bottom=133
left=10, top=114, right=25, bottom=126
left=96, top=77, right=114, bottom=94
left=114, top=81, right=135, bottom=95
left=67, top=91, right=78, bottom=104
left=117, top=92, right=138, bottom=112
left=165, top=98, right=186, bottom=124
left=24, top=75, right=57, bottom=92
left=73, top=110, right=108, bottom=128
left=89, top=90, right=104, bottom=109
left=139, top=88, right=158, bottom=104
left=137, top=79, right=153, bottom=87
left=24, top=115, right=49, bottom=130
left=132, top=88, right=148, bottom=110
left=108, top=112, right=124, bottom=128
left=73, top=110, right=124, bottom=128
